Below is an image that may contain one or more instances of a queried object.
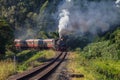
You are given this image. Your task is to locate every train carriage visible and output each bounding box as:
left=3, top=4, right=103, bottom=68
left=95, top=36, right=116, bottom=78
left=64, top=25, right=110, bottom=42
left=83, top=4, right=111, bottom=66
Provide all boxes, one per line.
left=34, top=39, right=43, bottom=49
left=43, top=39, right=55, bottom=49
left=26, top=39, right=34, bottom=49
left=14, top=39, right=27, bottom=49
left=26, top=39, right=43, bottom=49
left=14, top=38, right=66, bottom=51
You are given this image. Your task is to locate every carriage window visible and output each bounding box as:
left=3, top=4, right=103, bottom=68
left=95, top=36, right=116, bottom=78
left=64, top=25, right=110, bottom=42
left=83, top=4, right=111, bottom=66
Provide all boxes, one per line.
left=38, top=41, right=43, bottom=44
left=34, top=41, right=38, bottom=44
left=28, top=42, right=33, bottom=44
left=47, top=41, right=52, bottom=44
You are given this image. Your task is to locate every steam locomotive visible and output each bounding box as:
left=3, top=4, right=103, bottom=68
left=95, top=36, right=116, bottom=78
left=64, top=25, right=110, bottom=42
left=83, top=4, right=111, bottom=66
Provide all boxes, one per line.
left=14, top=38, right=66, bottom=51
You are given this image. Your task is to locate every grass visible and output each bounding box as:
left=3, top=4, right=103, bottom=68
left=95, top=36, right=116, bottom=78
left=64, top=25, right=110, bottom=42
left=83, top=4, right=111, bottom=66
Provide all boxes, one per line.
left=0, top=59, right=15, bottom=80
left=80, top=39, right=120, bottom=80
left=0, top=49, right=56, bottom=79
left=17, top=50, right=56, bottom=72
left=67, top=52, right=95, bottom=80
left=93, top=59, right=120, bottom=80
left=16, top=50, right=38, bottom=63
left=64, top=28, right=120, bottom=80
left=67, top=50, right=120, bottom=80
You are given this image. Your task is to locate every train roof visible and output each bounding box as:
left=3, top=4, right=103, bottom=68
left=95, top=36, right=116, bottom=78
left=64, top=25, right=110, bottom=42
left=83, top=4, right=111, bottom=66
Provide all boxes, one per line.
left=25, top=39, right=43, bottom=41
left=14, top=39, right=21, bottom=41
left=43, top=39, right=55, bottom=41
left=14, top=39, right=55, bottom=42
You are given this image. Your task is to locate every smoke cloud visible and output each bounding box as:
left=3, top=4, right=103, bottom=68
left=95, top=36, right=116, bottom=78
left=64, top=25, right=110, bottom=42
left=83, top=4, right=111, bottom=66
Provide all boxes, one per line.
left=58, top=9, right=70, bottom=38
left=116, top=0, right=120, bottom=7
left=58, top=0, right=120, bottom=38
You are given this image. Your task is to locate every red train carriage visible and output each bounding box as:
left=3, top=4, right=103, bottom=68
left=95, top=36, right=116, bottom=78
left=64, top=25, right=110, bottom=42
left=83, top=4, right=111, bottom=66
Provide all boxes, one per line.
left=14, top=39, right=55, bottom=50
left=26, top=39, right=34, bottom=49
left=14, top=39, right=27, bottom=49
left=43, top=39, right=55, bottom=49
left=25, top=39, right=43, bottom=49
left=34, top=39, right=43, bottom=49
left=14, top=39, right=21, bottom=49
left=14, top=38, right=66, bottom=51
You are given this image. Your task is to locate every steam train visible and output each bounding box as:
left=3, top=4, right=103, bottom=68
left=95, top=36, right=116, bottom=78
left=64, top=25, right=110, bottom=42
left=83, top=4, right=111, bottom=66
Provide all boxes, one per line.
left=14, top=38, right=66, bottom=51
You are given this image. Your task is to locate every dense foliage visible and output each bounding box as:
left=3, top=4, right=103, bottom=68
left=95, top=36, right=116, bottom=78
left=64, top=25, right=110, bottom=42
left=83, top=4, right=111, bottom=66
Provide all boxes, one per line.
left=77, top=28, right=120, bottom=80
left=67, top=36, right=91, bottom=50
left=82, top=28, right=120, bottom=60
left=0, top=0, right=60, bottom=39
left=0, top=20, right=14, bottom=54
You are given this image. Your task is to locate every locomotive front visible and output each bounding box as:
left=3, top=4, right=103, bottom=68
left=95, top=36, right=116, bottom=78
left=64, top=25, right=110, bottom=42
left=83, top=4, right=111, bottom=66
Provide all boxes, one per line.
left=56, top=38, right=67, bottom=51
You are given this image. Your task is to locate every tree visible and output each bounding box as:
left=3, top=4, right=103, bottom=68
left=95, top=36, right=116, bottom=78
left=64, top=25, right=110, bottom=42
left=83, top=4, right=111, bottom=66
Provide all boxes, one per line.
left=0, top=20, right=14, bottom=54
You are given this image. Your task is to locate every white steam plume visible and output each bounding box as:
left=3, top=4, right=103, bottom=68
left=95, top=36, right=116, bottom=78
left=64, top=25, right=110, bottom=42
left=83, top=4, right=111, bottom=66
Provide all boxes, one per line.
left=58, top=9, right=70, bottom=38
left=116, top=0, right=120, bottom=7
left=58, top=0, right=120, bottom=38
left=58, top=0, right=72, bottom=38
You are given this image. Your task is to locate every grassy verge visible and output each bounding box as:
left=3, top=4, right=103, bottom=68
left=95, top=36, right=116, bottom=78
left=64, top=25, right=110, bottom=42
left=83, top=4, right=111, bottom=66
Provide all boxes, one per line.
left=0, top=59, right=15, bottom=80
left=67, top=28, right=120, bottom=80
left=67, top=52, right=96, bottom=80
left=93, top=59, right=120, bottom=80
left=17, top=50, right=56, bottom=72
left=0, top=49, right=56, bottom=79
left=67, top=51, right=120, bottom=80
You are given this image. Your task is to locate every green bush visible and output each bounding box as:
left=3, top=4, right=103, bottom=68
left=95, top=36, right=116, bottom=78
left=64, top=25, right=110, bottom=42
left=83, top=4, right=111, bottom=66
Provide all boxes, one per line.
left=77, top=27, right=120, bottom=80
left=94, top=60, right=120, bottom=80
left=82, top=40, right=119, bottom=60
left=17, top=50, right=55, bottom=72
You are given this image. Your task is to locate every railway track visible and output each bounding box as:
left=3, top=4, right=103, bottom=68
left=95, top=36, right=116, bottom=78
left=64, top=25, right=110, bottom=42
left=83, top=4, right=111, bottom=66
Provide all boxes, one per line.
left=8, top=51, right=67, bottom=80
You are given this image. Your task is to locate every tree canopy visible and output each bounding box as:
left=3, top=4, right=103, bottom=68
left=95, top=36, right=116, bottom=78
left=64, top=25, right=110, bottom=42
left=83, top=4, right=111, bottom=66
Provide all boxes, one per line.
left=0, top=20, right=14, bottom=54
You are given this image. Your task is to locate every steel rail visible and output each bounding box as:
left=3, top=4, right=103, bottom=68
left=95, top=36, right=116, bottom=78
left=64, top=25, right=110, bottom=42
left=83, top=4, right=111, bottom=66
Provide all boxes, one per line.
left=8, top=51, right=67, bottom=80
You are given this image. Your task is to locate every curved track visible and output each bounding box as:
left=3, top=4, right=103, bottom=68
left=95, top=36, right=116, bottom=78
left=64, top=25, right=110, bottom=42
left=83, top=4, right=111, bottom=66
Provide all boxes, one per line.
left=8, top=51, right=67, bottom=80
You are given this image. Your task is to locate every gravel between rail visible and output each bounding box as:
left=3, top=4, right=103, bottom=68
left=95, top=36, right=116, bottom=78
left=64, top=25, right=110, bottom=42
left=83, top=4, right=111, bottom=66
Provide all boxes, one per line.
left=47, top=52, right=70, bottom=80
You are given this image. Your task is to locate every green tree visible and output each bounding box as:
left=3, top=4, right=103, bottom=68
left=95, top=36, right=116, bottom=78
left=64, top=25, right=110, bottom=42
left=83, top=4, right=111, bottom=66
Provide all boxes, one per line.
left=0, top=20, right=14, bottom=54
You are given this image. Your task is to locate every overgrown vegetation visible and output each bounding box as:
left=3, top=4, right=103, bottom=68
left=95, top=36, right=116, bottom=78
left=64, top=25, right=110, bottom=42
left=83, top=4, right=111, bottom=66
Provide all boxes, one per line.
left=67, top=36, right=91, bottom=50
left=0, top=20, right=14, bottom=54
left=68, top=28, right=120, bottom=80
left=16, top=50, right=55, bottom=72
left=0, top=59, right=15, bottom=80
left=0, top=0, right=60, bottom=40
left=67, top=52, right=95, bottom=80
left=0, top=50, right=55, bottom=79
